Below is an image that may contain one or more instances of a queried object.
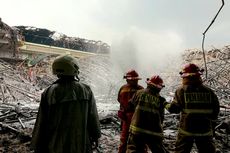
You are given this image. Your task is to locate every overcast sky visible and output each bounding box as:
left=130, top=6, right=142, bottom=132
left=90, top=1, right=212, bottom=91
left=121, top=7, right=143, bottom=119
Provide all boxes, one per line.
left=1, top=0, right=229, bottom=47
left=1, top=0, right=229, bottom=78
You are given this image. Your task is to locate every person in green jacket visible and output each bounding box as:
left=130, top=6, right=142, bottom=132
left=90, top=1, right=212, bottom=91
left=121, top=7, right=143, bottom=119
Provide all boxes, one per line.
left=165, top=63, right=220, bottom=153
left=30, top=55, right=101, bottom=153
left=126, top=75, right=169, bottom=153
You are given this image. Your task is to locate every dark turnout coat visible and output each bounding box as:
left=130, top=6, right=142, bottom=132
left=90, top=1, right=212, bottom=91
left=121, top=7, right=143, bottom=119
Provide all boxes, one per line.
left=128, top=88, right=167, bottom=137
left=167, top=78, right=220, bottom=136
left=31, top=78, right=101, bottom=153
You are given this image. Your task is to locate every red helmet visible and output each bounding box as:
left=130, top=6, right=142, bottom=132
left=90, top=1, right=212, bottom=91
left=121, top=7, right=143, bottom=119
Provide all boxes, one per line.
left=180, top=63, right=204, bottom=78
left=146, top=75, right=165, bottom=89
left=123, top=69, right=141, bottom=80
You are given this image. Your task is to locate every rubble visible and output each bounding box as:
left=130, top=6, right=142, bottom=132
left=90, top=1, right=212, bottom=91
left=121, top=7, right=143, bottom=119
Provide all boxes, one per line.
left=0, top=45, right=229, bottom=152
left=183, top=45, right=230, bottom=103
left=0, top=18, right=24, bottom=59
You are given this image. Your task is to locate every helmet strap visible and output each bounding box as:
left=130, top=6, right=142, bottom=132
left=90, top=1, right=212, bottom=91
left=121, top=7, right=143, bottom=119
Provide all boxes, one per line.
left=75, top=75, right=80, bottom=82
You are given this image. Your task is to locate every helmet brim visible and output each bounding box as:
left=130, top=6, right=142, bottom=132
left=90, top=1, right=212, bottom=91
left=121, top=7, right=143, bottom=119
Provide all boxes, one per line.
left=180, top=72, right=202, bottom=78
left=125, top=76, right=142, bottom=80
left=145, top=81, right=165, bottom=89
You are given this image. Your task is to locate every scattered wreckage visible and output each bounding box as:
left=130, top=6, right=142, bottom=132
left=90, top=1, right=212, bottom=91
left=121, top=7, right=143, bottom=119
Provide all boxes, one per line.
left=0, top=45, right=229, bottom=152
left=1, top=18, right=230, bottom=153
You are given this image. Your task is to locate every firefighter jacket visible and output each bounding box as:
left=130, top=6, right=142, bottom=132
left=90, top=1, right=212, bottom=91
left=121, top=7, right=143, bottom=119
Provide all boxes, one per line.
left=31, top=78, right=101, bottom=153
left=167, top=80, right=220, bottom=136
left=117, top=84, right=143, bottom=121
left=128, top=87, right=167, bottom=137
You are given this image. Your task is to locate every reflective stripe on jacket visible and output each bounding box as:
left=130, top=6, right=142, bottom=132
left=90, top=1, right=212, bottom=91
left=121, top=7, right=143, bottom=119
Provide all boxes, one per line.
left=168, top=84, right=219, bottom=136
left=129, top=88, right=166, bottom=137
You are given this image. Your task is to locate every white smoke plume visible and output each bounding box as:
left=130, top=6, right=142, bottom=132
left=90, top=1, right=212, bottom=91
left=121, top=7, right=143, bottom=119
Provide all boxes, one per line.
left=110, top=26, right=185, bottom=86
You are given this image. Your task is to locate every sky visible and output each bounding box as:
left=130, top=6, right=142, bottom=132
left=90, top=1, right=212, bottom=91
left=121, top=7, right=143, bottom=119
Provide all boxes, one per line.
left=1, top=0, right=230, bottom=80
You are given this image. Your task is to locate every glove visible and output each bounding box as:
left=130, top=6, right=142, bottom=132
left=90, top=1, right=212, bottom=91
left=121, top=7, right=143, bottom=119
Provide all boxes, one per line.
left=164, top=102, right=171, bottom=110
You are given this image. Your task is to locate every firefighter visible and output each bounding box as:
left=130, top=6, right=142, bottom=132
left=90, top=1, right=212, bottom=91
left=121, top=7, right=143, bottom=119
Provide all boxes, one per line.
left=30, top=55, right=101, bottom=153
left=117, top=69, right=144, bottom=153
left=126, top=75, right=169, bottom=153
left=165, top=63, right=220, bottom=153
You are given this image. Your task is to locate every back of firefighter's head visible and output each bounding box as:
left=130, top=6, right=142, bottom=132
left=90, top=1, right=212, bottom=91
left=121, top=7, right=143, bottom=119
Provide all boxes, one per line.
left=123, top=69, right=141, bottom=86
left=52, top=54, right=79, bottom=78
left=146, top=75, right=165, bottom=92
left=179, top=63, right=204, bottom=84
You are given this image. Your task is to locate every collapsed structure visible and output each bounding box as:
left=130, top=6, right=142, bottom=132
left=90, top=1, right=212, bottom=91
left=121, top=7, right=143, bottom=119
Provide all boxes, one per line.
left=0, top=18, right=24, bottom=59
left=0, top=19, right=230, bottom=152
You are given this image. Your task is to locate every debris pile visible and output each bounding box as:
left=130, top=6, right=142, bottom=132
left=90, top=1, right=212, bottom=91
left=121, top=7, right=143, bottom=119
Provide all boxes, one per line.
left=183, top=45, right=230, bottom=103
left=0, top=45, right=229, bottom=152
left=0, top=18, right=24, bottom=58
left=15, top=26, right=110, bottom=54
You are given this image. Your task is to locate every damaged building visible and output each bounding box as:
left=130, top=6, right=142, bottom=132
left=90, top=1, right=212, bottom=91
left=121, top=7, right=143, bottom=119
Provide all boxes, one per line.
left=0, top=18, right=230, bottom=152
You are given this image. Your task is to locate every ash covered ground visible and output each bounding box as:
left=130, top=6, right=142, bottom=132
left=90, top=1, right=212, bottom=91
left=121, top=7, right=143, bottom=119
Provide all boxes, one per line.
left=0, top=46, right=230, bottom=153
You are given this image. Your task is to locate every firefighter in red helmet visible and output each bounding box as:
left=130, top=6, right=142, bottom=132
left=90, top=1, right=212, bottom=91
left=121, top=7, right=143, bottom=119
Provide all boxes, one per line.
left=179, top=63, right=204, bottom=78
left=165, top=63, right=220, bottom=153
left=117, top=69, right=144, bottom=153
left=126, top=75, right=169, bottom=153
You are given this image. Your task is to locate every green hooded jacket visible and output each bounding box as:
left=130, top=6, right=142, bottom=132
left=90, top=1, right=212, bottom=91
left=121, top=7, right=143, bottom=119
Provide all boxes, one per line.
left=31, top=78, right=101, bottom=153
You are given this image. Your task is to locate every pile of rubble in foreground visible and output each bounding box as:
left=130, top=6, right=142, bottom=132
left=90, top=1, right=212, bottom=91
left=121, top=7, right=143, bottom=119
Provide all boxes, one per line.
left=0, top=45, right=230, bottom=153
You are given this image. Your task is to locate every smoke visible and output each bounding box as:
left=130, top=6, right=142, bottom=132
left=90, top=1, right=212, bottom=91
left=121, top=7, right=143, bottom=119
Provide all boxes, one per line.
left=110, top=27, right=185, bottom=86
left=79, top=27, right=186, bottom=99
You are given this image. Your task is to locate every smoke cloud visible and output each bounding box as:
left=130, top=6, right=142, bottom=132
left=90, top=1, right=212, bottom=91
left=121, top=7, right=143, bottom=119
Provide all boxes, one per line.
left=110, top=27, right=185, bottom=86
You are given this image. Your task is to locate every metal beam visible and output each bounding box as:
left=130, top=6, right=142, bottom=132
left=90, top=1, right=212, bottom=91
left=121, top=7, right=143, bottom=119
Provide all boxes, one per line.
left=19, top=42, right=96, bottom=58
